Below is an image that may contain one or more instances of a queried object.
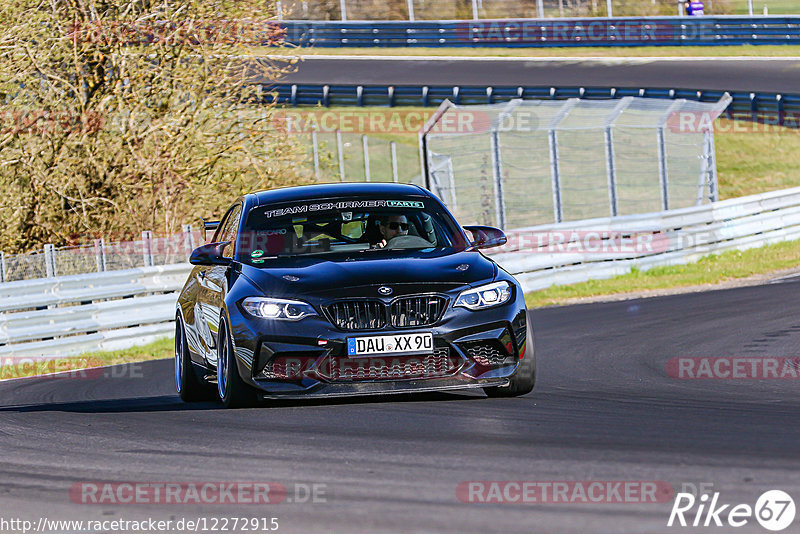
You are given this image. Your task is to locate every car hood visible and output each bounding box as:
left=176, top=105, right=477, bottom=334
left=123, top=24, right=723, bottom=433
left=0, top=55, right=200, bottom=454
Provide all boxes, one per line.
left=239, top=249, right=496, bottom=298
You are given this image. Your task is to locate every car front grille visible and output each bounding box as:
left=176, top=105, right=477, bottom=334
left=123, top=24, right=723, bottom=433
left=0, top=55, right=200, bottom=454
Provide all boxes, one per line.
left=326, top=300, right=386, bottom=330
left=325, top=295, right=447, bottom=331
left=318, top=346, right=459, bottom=381
left=390, top=295, right=447, bottom=328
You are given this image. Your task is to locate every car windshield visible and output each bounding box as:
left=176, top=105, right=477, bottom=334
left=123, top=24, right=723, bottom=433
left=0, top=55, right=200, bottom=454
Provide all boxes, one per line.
left=239, top=196, right=468, bottom=262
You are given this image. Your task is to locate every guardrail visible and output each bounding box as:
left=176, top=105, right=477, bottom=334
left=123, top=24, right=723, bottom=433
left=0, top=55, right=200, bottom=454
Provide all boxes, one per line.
left=5, top=186, right=800, bottom=358
left=486, top=186, right=800, bottom=292
left=265, top=83, right=800, bottom=127
left=281, top=17, right=800, bottom=47
left=0, top=263, right=192, bottom=359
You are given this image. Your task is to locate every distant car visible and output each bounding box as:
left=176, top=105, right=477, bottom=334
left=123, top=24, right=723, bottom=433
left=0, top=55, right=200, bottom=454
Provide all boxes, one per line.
left=174, top=183, right=535, bottom=407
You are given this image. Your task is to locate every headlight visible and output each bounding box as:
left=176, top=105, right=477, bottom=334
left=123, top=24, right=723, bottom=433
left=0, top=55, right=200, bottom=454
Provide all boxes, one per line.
left=242, top=297, right=317, bottom=321
left=454, top=281, right=512, bottom=310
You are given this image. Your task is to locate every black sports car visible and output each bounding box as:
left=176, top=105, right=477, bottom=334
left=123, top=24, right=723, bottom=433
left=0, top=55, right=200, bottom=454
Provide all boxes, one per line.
left=175, top=183, right=535, bottom=407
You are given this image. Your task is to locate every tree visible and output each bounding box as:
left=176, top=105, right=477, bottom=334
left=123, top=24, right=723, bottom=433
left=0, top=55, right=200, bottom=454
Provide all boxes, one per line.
left=0, top=0, right=310, bottom=252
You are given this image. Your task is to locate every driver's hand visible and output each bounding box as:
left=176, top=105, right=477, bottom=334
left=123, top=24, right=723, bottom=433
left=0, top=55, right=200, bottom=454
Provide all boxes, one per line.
left=377, top=239, right=387, bottom=248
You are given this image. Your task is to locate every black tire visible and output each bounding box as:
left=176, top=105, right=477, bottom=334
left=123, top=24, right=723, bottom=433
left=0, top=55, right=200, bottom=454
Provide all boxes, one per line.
left=217, top=317, right=259, bottom=409
left=175, top=314, right=215, bottom=402
left=484, top=323, right=536, bottom=398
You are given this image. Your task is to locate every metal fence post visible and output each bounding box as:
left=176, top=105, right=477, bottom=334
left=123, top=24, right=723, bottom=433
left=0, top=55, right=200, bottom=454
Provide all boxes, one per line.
left=44, top=244, right=56, bottom=278
left=604, top=127, right=618, bottom=217
left=606, top=0, right=613, bottom=17
left=547, top=99, right=578, bottom=223
left=657, top=99, right=686, bottom=211
left=340, top=0, right=347, bottom=21
left=471, top=0, right=479, bottom=20
left=311, top=128, right=321, bottom=181
left=708, top=132, right=719, bottom=202
left=696, top=136, right=709, bottom=206
left=489, top=131, right=506, bottom=229
left=390, top=141, right=399, bottom=183
left=407, top=0, right=415, bottom=21
left=101, top=238, right=108, bottom=271
left=336, top=130, right=346, bottom=181
left=276, top=0, right=283, bottom=20
left=697, top=131, right=714, bottom=205
left=94, top=238, right=107, bottom=272
left=419, top=133, right=428, bottom=190
left=657, top=127, right=670, bottom=211
left=602, top=97, right=632, bottom=218
left=362, top=135, right=371, bottom=182
left=445, top=157, right=457, bottom=209
left=183, top=224, right=195, bottom=261
left=142, top=231, right=154, bottom=267
left=0, top=251, right=5, bottom=283
left=548, top=131, right=563, bottom=223
left=537, top=0, right=544, bottom=17
left=487, top=99, right=521, bottom=229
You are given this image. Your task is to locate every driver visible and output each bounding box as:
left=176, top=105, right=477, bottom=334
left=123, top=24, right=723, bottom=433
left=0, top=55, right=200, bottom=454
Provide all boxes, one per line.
left=377, top=214, right=409, bottom=248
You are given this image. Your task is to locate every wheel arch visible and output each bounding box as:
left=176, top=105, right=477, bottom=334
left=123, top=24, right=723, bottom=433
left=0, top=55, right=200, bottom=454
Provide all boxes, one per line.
left=218, top=305, right=257, bottom=385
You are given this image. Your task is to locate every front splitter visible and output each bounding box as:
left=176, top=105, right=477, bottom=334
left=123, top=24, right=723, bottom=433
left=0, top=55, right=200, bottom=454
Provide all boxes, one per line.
left=257, top=376, right=509, bottom=400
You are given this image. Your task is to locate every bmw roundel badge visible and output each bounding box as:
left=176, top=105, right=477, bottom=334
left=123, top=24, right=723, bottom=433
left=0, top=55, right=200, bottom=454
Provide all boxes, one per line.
left=378, top=286, right=393, bottom=296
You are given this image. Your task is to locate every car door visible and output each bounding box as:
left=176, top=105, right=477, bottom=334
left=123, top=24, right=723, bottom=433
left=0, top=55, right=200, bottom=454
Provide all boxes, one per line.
left=197, top=203, right=242, bottom=364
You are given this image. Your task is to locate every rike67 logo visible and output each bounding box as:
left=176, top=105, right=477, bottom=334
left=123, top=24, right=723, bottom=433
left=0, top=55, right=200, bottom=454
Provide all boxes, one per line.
left=668, top=490, right=796, bottom=531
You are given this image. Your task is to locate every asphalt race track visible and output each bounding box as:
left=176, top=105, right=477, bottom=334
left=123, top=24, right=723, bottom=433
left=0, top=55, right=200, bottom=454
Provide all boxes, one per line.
left=278, top=56, right=800, bottom=94
left=2, top=280, right=799, bottom=533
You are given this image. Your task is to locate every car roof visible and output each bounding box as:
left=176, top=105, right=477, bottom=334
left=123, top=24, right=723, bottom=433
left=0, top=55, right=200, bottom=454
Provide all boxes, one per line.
left=250, top=183, right=430, bottom=206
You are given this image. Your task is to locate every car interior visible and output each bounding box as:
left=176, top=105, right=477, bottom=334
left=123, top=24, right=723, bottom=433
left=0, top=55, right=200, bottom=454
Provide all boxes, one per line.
left=242, top=210, right=445, bottom=259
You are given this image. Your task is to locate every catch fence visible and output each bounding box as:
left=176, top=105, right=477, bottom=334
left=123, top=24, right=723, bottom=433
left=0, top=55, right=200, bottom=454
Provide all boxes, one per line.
left=421, top=95, right=731, bottom=228
left=0, top=227, right=201, bottom=284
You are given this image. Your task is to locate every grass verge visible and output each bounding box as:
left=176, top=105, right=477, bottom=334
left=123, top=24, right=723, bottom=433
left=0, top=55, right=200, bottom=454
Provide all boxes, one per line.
left=0, top=337, right=173, bottom=380
left=525, top=238, right=800, bottom=308
left=715, top=119, right=800, bottom=199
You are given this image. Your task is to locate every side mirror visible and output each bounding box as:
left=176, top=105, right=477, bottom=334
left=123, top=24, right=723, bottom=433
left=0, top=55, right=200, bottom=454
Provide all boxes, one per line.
left=463, top=225, right=507, bottom=250
left=190, top=242, right=231, bottom=266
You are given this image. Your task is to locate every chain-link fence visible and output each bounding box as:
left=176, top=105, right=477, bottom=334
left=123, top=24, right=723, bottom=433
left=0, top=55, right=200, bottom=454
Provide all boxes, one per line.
left=422, top=95, right=731, bottom=229
left=303, top=131, right=424, bottom=185
left=282, top=96, right=732, bottom=229
left=276, top=0, right=792, bottom=21
left=0, top=228, right=202, bottom=283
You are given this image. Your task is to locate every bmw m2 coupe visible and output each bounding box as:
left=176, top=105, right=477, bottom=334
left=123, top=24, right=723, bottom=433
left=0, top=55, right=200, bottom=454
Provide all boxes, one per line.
left=175, top=183, right=534, bottom=407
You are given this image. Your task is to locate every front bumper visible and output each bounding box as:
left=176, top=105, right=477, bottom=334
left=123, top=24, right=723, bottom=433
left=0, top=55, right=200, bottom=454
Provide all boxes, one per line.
left=227, top=293, right=531, bottom=398
left=256, top=377, right=510, bottom=400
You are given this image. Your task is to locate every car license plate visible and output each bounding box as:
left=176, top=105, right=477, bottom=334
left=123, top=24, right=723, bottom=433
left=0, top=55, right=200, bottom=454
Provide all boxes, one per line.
left=347, top=332, right=433, bottom=357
